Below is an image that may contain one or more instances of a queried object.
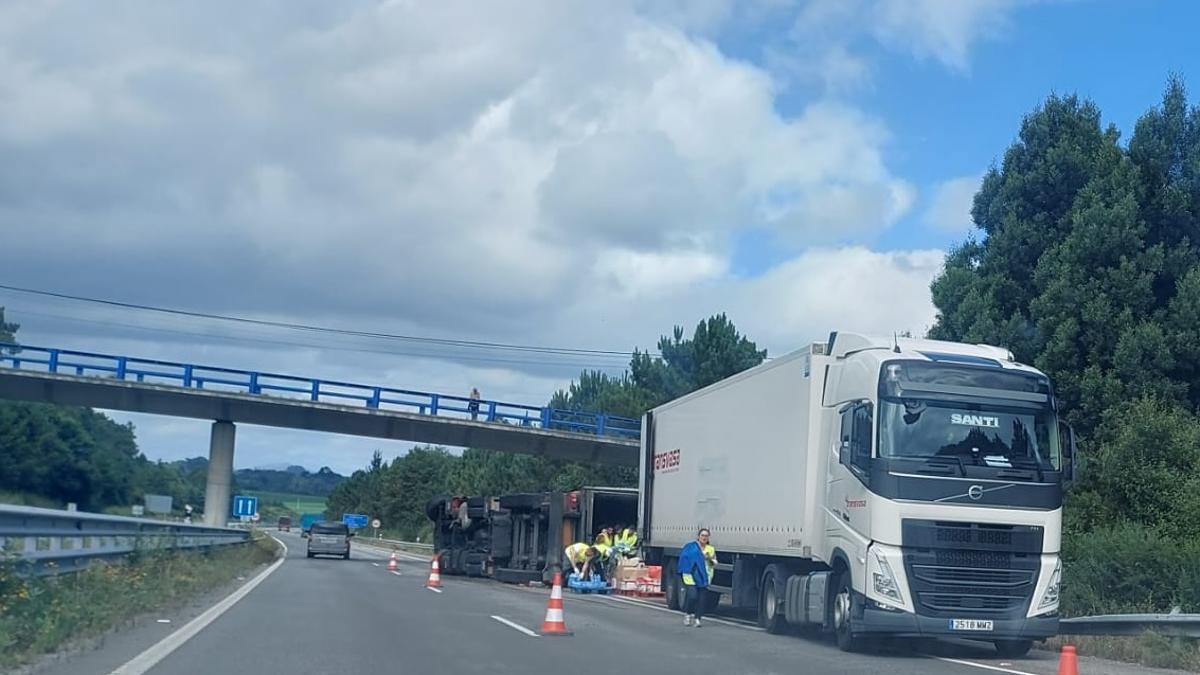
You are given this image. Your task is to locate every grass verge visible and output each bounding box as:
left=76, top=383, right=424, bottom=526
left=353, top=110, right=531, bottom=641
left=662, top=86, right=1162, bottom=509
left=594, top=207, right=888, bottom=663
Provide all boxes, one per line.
left=0, top=534, right=279, bottom=669
left=1046, top=632, right=1200, bottom=671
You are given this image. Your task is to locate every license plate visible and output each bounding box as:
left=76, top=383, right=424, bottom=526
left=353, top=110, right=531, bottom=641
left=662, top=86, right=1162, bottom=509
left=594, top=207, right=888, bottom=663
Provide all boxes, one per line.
left=950, top=619, right=994, bottom=631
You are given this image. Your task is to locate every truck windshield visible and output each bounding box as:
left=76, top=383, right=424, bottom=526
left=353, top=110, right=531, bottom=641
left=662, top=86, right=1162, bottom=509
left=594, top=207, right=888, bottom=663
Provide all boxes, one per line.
left=878, top=398, right=1060, bottom=471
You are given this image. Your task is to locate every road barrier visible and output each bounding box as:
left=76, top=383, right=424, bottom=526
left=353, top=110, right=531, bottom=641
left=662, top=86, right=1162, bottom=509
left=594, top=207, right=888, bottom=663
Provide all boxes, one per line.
left=1059, top=613, right=1200, bottom=638
left=0, top=504, right=251, bottom=576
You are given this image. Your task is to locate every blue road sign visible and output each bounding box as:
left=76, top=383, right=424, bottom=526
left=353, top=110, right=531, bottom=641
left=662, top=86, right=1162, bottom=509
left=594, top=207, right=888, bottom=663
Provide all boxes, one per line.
left=232, top=495, right=258, bottom=518
left=342, top=513, right=369, bottom=529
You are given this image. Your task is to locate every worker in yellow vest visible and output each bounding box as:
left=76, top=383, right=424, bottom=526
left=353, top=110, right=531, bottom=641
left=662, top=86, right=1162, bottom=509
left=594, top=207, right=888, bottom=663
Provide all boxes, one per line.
left=614, top=525, right=639, bottom=557
left=564, top=542, right=598, bottom=580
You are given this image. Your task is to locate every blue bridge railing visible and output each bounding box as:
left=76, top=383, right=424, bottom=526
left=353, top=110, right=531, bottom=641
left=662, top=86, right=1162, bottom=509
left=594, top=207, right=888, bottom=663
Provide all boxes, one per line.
left=0, top=344, right=641, bottom=441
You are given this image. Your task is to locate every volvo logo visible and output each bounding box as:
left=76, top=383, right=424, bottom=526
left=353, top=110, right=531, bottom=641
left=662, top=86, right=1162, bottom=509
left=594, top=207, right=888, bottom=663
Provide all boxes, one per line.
left=968, top=485, right=985, bottom=500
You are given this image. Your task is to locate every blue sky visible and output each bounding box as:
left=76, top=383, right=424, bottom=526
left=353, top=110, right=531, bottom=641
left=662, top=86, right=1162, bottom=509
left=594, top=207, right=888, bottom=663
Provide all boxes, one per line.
left=735, top=0, right=1200, bottom=264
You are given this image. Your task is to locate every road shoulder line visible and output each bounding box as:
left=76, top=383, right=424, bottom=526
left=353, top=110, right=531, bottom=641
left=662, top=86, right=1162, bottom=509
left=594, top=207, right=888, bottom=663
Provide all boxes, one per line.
left=107, top=536, right=288, bottom=675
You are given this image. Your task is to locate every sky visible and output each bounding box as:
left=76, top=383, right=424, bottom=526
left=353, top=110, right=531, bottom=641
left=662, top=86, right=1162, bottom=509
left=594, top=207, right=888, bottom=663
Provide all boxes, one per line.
left=2, top=0, right=1198, bottom=474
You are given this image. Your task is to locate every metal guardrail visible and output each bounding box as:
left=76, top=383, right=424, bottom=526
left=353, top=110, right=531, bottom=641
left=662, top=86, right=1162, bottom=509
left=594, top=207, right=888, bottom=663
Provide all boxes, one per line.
left=0, top=504, right=251, bottom=576
left=1059, top=613, right=1200, bottom=638
left=0, top=343, right=641, bottom=441
left=357, top=536, right=434, bottom=553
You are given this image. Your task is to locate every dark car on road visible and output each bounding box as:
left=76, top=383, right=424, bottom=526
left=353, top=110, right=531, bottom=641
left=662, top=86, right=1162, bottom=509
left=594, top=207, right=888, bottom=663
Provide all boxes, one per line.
left=278, top=516, right=291, bottom=532
left=307, top=521, right=353, bottom=559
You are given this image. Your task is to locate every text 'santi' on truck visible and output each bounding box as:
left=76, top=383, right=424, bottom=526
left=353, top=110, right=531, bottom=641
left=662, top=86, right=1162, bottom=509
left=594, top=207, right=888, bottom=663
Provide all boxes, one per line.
left=638, top=332, right=1076, bottom=657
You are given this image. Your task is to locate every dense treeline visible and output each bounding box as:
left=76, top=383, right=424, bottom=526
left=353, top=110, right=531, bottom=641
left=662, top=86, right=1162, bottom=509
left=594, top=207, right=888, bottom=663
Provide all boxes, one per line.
left=930, top=77, right=1200, bottom=614
left=326, top=314, right=767, bottom=539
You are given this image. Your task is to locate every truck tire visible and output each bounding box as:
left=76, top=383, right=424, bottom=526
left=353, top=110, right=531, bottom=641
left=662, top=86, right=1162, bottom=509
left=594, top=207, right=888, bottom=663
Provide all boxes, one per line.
left=833, top=572, right=866, bottom=652
left=664, top=559, right=683, bottom=611
left=758, top=564, right=788, bottom=634
left=993, top=640, right=1033, bottom=658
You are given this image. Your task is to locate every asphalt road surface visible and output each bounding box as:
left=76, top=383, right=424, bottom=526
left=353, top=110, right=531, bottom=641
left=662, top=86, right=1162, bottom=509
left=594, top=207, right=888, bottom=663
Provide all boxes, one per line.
left=50, top=531, right=1190, bottom=675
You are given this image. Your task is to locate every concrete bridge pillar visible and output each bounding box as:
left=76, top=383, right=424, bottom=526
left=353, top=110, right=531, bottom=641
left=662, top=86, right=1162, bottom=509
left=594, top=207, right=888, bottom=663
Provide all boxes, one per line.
left=203, top=421, right=236, bottom=527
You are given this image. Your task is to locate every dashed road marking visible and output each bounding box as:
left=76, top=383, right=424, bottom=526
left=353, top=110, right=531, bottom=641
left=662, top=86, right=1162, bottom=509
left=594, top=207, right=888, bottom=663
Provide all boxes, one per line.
left=491, top=615, right=539, bottom=637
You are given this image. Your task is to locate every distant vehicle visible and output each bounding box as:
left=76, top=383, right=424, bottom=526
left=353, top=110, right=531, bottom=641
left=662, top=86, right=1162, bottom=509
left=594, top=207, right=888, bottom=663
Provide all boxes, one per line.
left=307, top=521, right=353, bottom=559
left=277, top=516, right=292, bottom=532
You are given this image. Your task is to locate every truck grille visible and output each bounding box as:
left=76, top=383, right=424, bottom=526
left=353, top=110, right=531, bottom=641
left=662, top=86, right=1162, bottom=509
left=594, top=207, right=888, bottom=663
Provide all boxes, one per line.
left=902, top=520, right=1042, bottom=618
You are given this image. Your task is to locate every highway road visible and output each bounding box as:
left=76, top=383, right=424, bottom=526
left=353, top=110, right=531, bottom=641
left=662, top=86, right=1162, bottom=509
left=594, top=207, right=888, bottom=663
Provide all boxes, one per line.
left=36, top=531, right=1188, bottom=675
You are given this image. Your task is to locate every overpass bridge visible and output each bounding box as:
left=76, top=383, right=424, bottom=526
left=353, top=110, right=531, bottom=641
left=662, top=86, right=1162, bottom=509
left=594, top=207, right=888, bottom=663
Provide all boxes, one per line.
left=0, top=344, right=641, bottom=526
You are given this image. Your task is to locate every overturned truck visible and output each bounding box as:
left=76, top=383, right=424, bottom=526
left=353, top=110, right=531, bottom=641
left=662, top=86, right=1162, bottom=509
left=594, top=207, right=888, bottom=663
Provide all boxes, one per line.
left=427, top=487, right=637, bottom=585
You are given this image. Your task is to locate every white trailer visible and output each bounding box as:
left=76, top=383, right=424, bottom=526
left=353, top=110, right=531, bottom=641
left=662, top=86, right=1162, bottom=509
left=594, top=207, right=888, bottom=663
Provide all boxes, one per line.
left=639, top=332, right=1075, bottom=657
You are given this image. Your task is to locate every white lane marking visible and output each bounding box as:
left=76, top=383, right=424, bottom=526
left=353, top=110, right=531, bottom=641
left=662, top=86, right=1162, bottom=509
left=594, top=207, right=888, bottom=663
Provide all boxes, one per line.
left=932, top=656, right=1039, bottom=675
left=108, top=536, right=288, bottom=675
left=390, top=571, right=402, bottom=576
left=596, top=594, right=764, bottom=631
left=491, top=615, right=539, bottom=637
left=372, top=562, right=380, bottom=567
left=427, top=587, right=443, bottom=594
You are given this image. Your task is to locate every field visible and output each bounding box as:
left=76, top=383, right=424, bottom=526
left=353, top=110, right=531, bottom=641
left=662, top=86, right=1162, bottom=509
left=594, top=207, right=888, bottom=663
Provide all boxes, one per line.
left=247, top=491, right=328, bottom=518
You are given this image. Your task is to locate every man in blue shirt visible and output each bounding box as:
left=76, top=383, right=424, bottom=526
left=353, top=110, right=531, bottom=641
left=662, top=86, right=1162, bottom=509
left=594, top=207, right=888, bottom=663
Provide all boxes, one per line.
left=678, top=528, right=711, bottom=627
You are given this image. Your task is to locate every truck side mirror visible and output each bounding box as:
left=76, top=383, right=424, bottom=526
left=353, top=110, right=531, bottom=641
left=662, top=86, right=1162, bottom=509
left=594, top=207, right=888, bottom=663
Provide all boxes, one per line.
left=1059, top=422, right=1078, bottom=486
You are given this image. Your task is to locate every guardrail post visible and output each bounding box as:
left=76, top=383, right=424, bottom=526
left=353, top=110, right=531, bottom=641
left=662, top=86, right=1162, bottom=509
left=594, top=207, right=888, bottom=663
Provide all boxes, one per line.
left=248, top=372, right=260, bottom=394
left=116, top=357, right=127, bottom=380
left=596, top=414, right=607, bottom=436
left=48, top=349, right=59, bottom=373
left=310, top=380, right=320, bottom=401
left=429, top=394, right=439, bottom=415
left=368, top=387, right=381, bottom=409
left=486, top=402, right=497, bottom=422
left=541, top=407, right=553, bottom=429
left=183, top=365, right=193, bottom=387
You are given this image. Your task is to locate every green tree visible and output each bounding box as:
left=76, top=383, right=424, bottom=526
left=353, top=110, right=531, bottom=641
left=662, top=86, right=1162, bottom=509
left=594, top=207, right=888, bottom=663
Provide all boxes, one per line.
left=928, top=78, right=1200, bottom=615
left=630, top=313, right=767, bottom=405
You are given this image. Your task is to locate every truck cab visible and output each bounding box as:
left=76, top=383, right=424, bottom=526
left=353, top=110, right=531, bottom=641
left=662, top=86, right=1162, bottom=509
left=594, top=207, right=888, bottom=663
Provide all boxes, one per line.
left=820, top=335, right=1072, bottom=654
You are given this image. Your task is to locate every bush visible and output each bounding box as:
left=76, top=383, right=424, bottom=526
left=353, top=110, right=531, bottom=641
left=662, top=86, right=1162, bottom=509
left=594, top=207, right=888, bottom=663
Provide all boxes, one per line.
left=1063, top=522, right=1200, bottom=615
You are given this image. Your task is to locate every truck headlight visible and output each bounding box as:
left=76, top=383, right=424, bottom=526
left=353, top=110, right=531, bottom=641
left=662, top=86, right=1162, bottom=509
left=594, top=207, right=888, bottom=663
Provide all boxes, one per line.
left=1035, top=560, right=1061, bottom=613
left=871, top=550, right=903, bottom=604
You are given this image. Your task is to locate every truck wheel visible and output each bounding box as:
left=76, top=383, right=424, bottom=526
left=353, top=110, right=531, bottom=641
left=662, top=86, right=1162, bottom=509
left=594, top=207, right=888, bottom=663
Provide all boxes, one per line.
left=833, top=572, right=865, bottom=652
left=665, top=559, right=683, bottom=611
left=758, top=564, right=788, bottom=634
left=992, top=640, right=1033, bottom=658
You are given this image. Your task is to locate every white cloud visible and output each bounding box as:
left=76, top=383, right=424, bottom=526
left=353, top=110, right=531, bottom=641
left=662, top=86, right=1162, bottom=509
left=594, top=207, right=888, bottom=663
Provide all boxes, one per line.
left=872, top=0, right=1023, bottom=71
left=924, top=174, right=983, bottom=233
left=0, top=1, right=947, bottom=472
left=773, top=0, right=1031, bottom=92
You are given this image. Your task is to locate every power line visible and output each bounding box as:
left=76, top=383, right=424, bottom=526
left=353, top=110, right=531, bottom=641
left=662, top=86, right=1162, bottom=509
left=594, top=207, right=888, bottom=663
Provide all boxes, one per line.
left=2, top=306, right=632, bottom=372
left=0, top=283, right=655, bottom=358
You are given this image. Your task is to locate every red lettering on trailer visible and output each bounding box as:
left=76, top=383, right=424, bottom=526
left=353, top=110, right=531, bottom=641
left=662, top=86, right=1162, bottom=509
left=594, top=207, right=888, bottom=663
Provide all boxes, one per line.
left=653, top=448, right=681, bottom=473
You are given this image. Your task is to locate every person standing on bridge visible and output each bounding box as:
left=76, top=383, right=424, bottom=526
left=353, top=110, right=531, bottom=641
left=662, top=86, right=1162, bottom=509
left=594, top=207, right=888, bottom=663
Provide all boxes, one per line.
left=679, top=528, right=711, bottom=627
left=468, top=387, right=481, bottom=420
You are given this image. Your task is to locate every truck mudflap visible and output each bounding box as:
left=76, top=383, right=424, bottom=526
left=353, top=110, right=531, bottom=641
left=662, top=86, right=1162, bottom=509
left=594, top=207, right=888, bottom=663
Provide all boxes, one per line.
left=852, top=592, right=1058, bottom=640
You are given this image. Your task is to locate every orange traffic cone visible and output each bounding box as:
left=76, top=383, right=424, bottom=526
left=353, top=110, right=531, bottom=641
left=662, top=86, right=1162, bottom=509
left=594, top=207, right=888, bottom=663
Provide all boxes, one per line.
left=387, top=551, right=399, bottom=572
left=539, top=571, right=573, bottom=636
left=425, top=555, right=442, bottom=588
left=1057, top=645, right=1078, bottom=675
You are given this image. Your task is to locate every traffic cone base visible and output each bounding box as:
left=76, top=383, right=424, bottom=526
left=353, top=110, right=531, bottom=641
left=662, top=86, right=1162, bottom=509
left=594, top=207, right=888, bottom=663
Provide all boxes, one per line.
left=539, top=572, right=572, bottom=636
left=425, top=556, right=443, bottom=588
left=1057, top=645, right=1078, bottom=675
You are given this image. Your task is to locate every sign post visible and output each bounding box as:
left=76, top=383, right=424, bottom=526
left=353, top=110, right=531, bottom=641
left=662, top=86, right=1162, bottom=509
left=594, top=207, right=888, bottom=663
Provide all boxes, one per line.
left=371, top=518, right=381, bottom=539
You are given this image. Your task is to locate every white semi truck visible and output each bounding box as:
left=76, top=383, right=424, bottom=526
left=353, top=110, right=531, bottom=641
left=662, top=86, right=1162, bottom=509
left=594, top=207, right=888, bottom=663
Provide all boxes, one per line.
left=638, top=332, right=1076, bottom=657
